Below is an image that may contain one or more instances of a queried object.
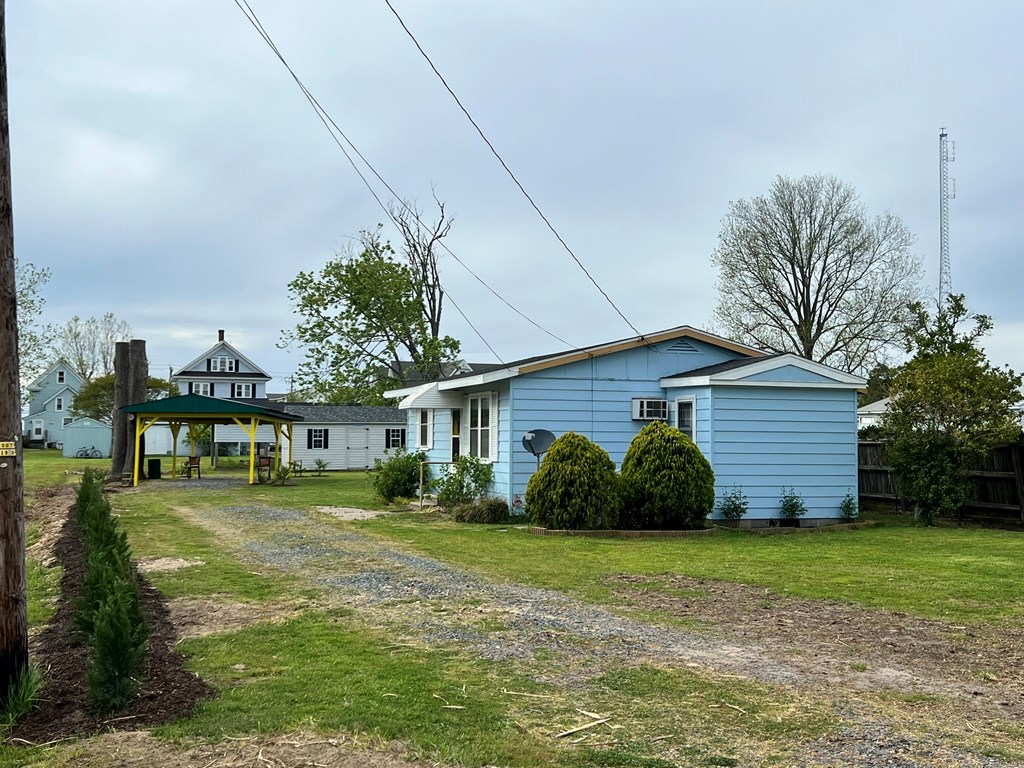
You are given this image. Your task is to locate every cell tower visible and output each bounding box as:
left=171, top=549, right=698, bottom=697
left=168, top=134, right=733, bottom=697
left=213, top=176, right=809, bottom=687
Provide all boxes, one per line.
left=938, top=128, right=955, bottom=304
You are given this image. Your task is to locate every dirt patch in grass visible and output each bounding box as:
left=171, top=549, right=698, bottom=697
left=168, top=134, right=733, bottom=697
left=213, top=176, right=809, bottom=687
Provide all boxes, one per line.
left=25, top=483, right=76, bottom=566
left=168, top=597, right=303, bottom=640
left=48, top=728, right=430, bottom=767
left=318, top=505, right=392, bottom=521
left=136, top=556, right=205, bottom=573
left=608, top=574, right=1024, bottom=720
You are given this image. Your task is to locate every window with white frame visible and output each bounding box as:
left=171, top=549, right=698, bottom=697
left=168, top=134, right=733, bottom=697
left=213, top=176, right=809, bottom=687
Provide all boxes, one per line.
left=417, top=409, right=433, bottom=450
left=632, top=398, right=668, bottom=421
left=466, top=392, right=497, bottom=461
left=57, top=370, right=65, bottom=383
left=195, top=382, right=211, bottom=396
left=63, top=417, right=73, bottom=426
left=386, top=428, right=406, bottom=449
left=676, top=399, right=695, bottom=441
left=212, top=356, right=236, bottom=372
left=233, top=383, right=253, bottom=398
left=309, top=428, right=327, bottom=449
left=55, top=397, right=64, bottom=412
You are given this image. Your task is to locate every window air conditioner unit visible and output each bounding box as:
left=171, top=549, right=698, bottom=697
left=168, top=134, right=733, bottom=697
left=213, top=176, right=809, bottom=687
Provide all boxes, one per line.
left=631, top=398, right=668, bottom=421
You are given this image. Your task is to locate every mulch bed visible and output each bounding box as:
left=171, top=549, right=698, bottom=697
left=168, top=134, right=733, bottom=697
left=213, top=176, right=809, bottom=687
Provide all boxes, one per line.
left=7, top=506, right=215, bottom=745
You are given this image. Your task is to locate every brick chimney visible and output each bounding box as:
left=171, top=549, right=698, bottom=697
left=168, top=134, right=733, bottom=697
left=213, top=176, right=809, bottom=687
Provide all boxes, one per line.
left=218, top=329, right=225, bottom=342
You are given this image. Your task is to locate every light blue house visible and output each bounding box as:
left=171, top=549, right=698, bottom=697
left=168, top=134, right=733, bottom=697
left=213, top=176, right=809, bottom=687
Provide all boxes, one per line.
left=23, top=360, right=86, bottom=448
left=385, top=326, right=865, bottom=525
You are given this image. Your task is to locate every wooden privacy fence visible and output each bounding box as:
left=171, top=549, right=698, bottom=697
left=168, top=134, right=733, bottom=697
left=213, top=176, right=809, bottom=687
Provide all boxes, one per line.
left=858, top=440, right=1024, bottom=524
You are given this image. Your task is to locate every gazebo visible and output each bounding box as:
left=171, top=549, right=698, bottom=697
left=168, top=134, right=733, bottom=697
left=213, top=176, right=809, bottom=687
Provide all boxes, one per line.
left=120, top=394, right=303, bottom=486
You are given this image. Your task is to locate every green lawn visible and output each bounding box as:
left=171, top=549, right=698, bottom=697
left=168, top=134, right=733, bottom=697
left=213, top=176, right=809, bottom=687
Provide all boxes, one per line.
left=13, top=451, right=1024, bottom=767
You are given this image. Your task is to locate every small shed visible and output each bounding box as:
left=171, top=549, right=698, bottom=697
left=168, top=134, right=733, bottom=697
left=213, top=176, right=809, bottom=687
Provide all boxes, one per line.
left=62, top=418, right=113, bottom=458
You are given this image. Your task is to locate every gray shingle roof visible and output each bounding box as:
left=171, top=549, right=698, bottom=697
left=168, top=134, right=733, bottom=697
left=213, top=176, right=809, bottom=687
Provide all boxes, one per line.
left=664, top=354, right=782, bottom=378
left=278, top=404, right=404, bottom=424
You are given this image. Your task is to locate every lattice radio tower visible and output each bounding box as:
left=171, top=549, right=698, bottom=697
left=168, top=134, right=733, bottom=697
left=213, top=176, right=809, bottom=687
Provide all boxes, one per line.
left=938, top=128, right=956, bottom=305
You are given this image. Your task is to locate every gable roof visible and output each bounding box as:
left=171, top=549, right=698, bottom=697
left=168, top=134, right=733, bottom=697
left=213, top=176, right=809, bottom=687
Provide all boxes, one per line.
left=660, top=353, right=866, bottom=389
left=42, top=386, right=79, bottom=407
left=857, top=397, right=892, bottom=415
left=384, top=325, right=763, bottom=398
left=25, top=360, right=85, bottom=392
left=278, top=404, right=404, bottom=424
left=173, top=339, right=271, bottom=380
left=121, top=394, right=302, bottom=421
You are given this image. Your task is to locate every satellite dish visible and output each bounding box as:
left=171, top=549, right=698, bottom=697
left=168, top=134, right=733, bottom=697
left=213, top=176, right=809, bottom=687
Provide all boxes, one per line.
left=522, top=429, right=556, bottom=457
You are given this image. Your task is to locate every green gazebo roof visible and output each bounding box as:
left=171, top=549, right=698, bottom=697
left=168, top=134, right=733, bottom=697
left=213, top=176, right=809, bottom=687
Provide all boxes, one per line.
left=121, top=394, right=303, bottom=422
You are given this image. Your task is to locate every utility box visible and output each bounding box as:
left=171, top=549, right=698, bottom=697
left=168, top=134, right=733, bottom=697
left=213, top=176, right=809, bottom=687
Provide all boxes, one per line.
left=147, top=458, right=162, bottom=480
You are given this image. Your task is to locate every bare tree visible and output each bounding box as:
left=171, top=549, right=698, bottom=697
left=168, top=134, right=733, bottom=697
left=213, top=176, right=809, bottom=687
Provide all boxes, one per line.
left=53, top=313, right=131, bottom=381
left=711, top=175, right=922, bottom=374
left=389, top=194, right=453, bottom=343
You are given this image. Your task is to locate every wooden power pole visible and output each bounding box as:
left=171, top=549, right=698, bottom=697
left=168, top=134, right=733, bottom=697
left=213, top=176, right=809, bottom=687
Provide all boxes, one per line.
left=0, top=0, right=30, bottom=709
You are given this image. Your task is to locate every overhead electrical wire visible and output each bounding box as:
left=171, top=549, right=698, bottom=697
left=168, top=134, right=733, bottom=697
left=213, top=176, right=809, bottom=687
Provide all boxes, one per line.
left=382, top=0, right=646, bottom=341
left=231, top=0, right=579, bottom=367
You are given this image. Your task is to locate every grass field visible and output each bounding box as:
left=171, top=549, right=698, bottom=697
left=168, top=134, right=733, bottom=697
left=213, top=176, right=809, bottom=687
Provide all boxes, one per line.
left=10, top=449, right=1024, bottom=767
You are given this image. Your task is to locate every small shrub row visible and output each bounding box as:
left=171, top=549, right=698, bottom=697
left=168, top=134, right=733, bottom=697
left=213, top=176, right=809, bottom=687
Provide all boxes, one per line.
left=450, top=497, right=510, bottom=524
left=74, top=469, right=148, bottom=713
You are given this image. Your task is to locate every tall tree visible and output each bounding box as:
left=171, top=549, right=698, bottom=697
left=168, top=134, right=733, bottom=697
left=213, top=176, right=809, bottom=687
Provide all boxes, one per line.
left=711, top=174, right=922, bottom=373
left=52, top=313, right=132, bottom=382
left=285, top=201, right=461, bottom=404
left=882, top=295, right=1022, bottom=524
left=14, top=257, right=52, bottom=385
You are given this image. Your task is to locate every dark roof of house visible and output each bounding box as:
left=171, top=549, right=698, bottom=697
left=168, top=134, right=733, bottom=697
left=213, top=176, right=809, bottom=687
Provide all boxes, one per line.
left=664, top=354, right=782, bottom=379
left=277, top=404, right=405, bottom=424
left=387, top=360, right=502, bottom=385
left=175, top=371, right=270, bottom=380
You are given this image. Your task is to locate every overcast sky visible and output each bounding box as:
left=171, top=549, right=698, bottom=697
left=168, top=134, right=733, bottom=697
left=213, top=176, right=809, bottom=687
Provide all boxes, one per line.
left=9, top=1, right=1023, bottom=393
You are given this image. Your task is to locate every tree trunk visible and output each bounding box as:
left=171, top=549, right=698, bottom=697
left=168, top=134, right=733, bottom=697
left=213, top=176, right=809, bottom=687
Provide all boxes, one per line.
left=121, top=339, right=148, bottom=479
left=109, top=340, right=130, bottom=478
left=0, top=0, right=29, bottom=708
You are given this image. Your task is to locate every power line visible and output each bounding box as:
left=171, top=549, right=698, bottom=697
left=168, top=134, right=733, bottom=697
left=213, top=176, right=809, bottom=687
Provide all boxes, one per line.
left=382, top=0, right=644, bottom=340
left=231, top=0, right=577, bottom=364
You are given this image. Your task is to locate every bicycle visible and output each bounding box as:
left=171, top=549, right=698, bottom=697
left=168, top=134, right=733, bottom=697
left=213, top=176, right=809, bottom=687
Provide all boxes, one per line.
left=75, top=445, right=102, bottom=459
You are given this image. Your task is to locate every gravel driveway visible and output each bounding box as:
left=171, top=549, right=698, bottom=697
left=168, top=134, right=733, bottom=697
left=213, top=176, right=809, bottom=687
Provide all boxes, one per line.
left=188, top=503, right=1021, bottom=768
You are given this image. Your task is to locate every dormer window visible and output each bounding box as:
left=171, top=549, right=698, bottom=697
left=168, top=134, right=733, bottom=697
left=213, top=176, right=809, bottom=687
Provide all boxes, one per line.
left=211, top=356, right=236, bottom=372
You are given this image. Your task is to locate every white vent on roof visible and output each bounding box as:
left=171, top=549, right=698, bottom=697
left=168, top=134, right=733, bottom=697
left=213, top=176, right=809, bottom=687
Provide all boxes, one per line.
left=666, top=339, right=698, bottom=353
left=632, top=398, right=668, bottom=421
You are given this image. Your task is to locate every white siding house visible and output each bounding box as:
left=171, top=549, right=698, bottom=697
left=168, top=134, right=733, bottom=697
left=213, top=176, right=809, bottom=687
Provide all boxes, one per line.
left=277, top=405, right=405, bottom=470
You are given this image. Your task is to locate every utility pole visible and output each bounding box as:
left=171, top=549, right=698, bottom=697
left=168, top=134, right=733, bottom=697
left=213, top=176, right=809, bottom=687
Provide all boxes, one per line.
left=0, top=0, right=30, bottom=710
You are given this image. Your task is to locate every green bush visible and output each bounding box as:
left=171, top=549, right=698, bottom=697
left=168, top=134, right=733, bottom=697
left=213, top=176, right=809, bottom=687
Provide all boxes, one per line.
left=526, top=432, right=620, bottom=530
left=86, top=577, right=148, bottom=713
left=434, top=455, right=494, bottom=508
left=885, top=432, right=970, bottom=525
left=371, top=448, right=428, bottom=502
left=779, top=487, right=807, bottom=519
left=75, top=536, right=133, bottom=638
left=839, top=491, right=858, bottom=521
left=717, top=485, right=749, bottom=521
left=619, top=421, right=715, bottom=529
left=451, top=497, right=510, bottom=523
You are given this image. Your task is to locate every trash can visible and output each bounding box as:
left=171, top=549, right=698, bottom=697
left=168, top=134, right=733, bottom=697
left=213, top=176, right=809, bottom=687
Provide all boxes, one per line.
left=147, top=458, right=162, bottom=480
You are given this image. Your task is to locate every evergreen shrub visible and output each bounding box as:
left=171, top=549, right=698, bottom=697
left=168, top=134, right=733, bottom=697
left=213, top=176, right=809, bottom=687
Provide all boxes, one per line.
left=717, top=485, right=749, bottom=522
left=86, top=578, right=148, bottom=713
left=525, top=432, right=620, bottom=530
left=619, top=421, right=715, bottom=529
left=372, top=448, right=428, bottom=501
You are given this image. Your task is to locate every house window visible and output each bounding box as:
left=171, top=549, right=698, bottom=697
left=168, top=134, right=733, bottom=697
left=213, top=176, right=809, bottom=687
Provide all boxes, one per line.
left=31, top=420, right=43, bottom=438
left=466, top=392, right=496, bottom=461
left=451, top=408, right=461, bottom=459
left=55, top=397, right=64, bottom=412
left=195, top=382, right=211, bottom=396
left=417, top=409, right=433, bottom=450
left=676, top=399, right=695, bottom=441
left=632, top=398, right=668, bottom=420
left=57, top=370, right=65, bottom=383
left=63, top=417, right=73, bottom=426
left=307, top=428, right=328, bottom=450
left=233, top=383, right=253, bottom=398
left=212, top=356, right=237, bottom=372
left=386, top=428, right=406, bottom=449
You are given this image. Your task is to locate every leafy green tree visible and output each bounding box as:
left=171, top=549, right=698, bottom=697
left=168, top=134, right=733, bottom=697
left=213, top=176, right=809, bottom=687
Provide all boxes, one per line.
left=712, top=175, right=922, bottom=373
left=882, top=295, right=1022, bottom=524
left=71, top=375, right=177, bottom=424
left=284, top=201, right=461, bottom=404
left=859, top=363, right=895, bottom=407
left=15, top=258, right=54, bottom=385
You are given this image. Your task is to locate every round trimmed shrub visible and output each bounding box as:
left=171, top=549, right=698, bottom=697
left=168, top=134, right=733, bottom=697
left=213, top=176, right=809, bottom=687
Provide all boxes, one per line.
left=619, top=421, right=715, bottom=529
left=526, top=432, right=620, bottom=530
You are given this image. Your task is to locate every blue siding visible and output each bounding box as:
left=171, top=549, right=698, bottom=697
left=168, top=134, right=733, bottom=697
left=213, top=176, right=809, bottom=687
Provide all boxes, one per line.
left=710, top=387, right=858, bottom=520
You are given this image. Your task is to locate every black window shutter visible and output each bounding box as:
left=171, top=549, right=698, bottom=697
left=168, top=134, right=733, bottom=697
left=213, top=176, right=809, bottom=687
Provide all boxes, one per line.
left=307, top=429, right=313, bottom=450
left=322, top=429, right=329, bottom=449
left=235, top=358, right=240, bottom=372
left=384, top=428, right=389, bottom=447
left=210, top=383, right=215, bottom=397
left=206, top=358, right=211, bottom=371
left=401, top=428, right=406, bottom=447
left=188, top=382, right=193, bottom=394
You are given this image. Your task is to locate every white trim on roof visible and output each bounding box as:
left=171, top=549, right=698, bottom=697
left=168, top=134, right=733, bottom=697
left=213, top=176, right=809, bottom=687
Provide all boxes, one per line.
left=660, top=353, right=865, bottom=389
left=42, top=385, right=79, bottom=407
left=173, top=340, right=271, bottom=379
left=390, top=382, right=466, bottom=410
left=437, top=368, right=519, bottom=391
